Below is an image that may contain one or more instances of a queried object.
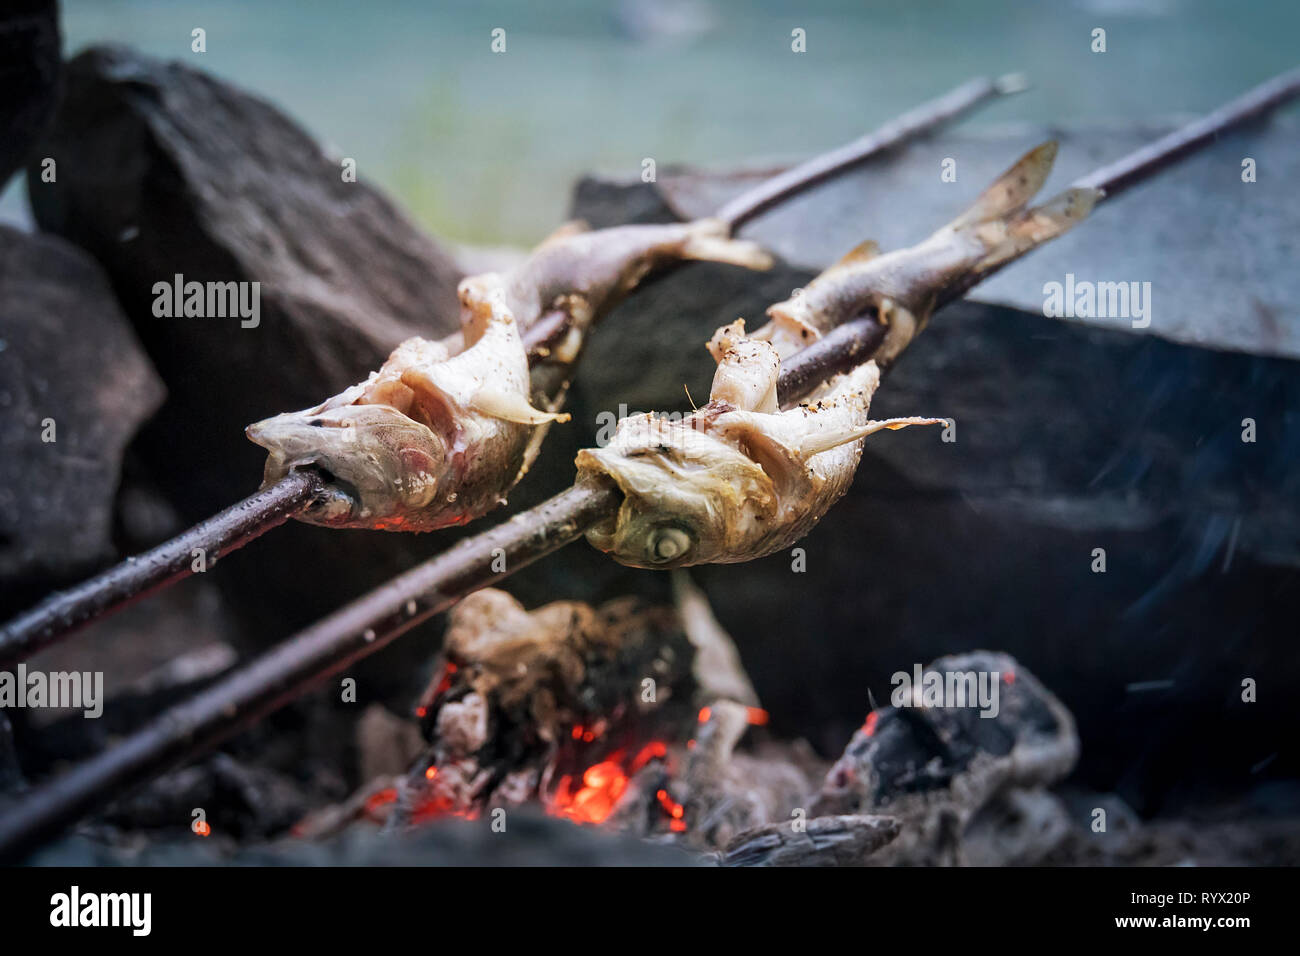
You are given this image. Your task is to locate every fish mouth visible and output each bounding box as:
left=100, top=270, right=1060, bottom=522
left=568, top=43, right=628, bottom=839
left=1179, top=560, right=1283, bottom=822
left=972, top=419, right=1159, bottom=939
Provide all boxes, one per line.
left=244, top=420, right=362, bottom=523
left=583, top=510, right=618, bottom=553
left=246, top=407, right=451, bottom=530
left=300, top=466, right=361, bottom=525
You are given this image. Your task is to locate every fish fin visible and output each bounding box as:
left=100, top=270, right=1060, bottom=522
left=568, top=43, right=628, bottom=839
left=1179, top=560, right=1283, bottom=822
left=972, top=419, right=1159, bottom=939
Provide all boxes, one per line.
left=682, top=220, right=774, bottom=270
left=975, top=186, right=1100, bottom=272
left=830, top=239, right=881, bottom=269
left=794, top=426, right=872, bottom=459
left=863, top=416, right=947, bottom=433
left=718, top=414, right=808, bottom=496
left=312, top=379, right=370, bottom=413
left=537, top=220, right=590, bottom=249
left=517, top=383, right=571, bottom=479
left=945, top=141, right=1058, bottom=231
left=398, top=367, right=461, bottom=435
left=470, top=387, right=570, bottom=425
left=796, top=416, right=945, bottom=458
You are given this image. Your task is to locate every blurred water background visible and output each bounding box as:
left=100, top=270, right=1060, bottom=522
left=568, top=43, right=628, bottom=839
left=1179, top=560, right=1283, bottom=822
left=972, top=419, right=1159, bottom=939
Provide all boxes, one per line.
left=3, top=0, right=1297, bottom=245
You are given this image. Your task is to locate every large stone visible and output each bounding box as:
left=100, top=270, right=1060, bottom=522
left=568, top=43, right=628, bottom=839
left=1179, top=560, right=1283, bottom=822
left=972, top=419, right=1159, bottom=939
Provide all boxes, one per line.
left=0, top=0, right=60, bottom=189
left=25, top=46, right=465, bottom=673
left=28, top=44, right=463, bottom=461
left=0, top=225, right=165, bottom=614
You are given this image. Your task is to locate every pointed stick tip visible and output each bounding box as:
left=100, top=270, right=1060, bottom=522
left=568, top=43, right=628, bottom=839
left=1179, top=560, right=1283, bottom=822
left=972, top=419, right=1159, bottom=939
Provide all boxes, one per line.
left=995, top=72, right=1030, bottom=96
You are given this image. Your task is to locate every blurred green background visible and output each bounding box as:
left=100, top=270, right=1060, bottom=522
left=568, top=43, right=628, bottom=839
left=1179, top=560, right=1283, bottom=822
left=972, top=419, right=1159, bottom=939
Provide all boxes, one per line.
left=3, top=0, right=1297, bottom=244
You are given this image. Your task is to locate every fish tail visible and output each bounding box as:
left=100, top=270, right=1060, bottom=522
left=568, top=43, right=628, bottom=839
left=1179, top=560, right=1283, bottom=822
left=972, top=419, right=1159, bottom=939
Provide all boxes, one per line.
left=975, top=186, right=1100, bottom=271
left=944, top=141, right=1059, bottom=232
left=937, top=141, right=1099, bottom=278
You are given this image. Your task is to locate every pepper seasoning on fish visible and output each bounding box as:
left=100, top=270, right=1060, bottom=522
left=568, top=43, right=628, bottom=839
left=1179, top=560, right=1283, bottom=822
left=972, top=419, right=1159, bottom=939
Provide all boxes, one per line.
left=576, top=320, right=941, bottom=568
left=576, top=143, right=1100, bottom=568
left=246, top=218, right=772, bottom=531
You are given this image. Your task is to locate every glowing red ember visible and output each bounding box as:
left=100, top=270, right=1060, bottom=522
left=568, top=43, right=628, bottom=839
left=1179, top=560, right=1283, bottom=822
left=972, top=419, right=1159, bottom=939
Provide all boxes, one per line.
left=551, top=760, right=629, bottom=824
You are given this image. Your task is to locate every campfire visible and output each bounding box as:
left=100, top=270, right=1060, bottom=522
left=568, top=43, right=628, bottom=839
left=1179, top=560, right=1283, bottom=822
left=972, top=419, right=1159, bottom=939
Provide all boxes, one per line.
left=280, top=582, right=1080, bottom=865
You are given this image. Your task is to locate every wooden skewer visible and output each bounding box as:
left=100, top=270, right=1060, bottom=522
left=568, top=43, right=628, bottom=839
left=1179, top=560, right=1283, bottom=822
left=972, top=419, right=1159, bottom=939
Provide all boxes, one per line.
left=715, top=73, right=1026, bottom=230
left=0, top=76, right=1020, bottom=666
left=0, top=472, right=323, bottom=670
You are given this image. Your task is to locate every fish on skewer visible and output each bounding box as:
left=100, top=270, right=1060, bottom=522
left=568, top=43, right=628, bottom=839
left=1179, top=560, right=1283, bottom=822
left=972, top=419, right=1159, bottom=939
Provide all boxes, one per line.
left=247, top=219, right=772, bottom=531
left=577, top=322, right=941, bottom=567
left=577, top=143, right=1099, bottom=567
left=757, top=142, right=1096, bottom=365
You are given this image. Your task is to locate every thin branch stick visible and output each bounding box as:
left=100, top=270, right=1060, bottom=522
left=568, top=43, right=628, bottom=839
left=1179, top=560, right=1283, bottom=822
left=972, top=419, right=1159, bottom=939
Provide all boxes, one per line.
left=4, top=67, right=1296, bottom=862
left=1071, top=64, right=1300, bottom=199
left=0, top=471, right=323, bottom=669
left=0, top=76, right=1016, bottom=665
left=716, top=73, right=1027, bottom=230
left=0, top=482, right=619, bottom=861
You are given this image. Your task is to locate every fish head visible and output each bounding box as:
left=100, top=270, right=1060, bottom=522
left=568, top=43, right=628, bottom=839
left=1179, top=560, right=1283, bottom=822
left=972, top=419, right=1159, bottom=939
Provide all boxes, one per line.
left=576, top=412, right=776, bottom=568
left=246, top=400, right=447, bottom=530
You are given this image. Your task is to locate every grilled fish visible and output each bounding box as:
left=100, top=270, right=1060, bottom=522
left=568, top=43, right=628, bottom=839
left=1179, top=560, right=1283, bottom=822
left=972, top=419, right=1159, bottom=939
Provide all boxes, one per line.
left=577, top=142, right=1098, bottom=567
left=247, top=218, right=771, bottom=531
left=577, top=320, right=940, bottom=567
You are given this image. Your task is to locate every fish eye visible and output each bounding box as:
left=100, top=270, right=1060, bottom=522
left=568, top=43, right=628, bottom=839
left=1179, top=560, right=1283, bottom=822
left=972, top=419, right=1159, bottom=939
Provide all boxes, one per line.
left=647, top=526, right=692, bottom=564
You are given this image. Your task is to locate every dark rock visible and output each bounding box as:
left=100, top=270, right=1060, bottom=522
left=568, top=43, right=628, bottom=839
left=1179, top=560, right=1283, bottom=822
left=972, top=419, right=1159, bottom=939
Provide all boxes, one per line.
left=570, top=175, right=684, bottom=229
left=0, top=0, right=60, bottom=188
left=25, top=46, right=464, bottom=680
left=0, top=225, right=165, bottom=614
left=27, top=44, right=463, bottom=478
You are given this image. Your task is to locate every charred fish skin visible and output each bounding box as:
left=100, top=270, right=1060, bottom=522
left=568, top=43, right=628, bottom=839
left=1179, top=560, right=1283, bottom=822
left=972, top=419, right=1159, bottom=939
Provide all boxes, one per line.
left=246, top=275, right=565, bottom=532
left=577, top=320, right=940, bottom=568
left=761, top=142, right=1099, bottom=365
